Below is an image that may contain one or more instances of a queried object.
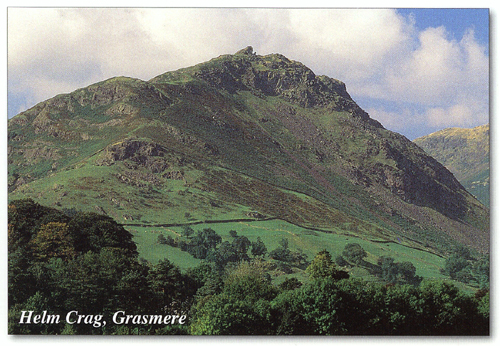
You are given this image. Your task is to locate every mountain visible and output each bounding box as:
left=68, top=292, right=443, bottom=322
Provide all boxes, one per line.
left=8, top=46, right=489, bottom=255
left=414, top=124, right=489, bottom=207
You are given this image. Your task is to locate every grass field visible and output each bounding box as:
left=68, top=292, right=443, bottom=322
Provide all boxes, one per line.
left=127, top=218, right=447, bottom=280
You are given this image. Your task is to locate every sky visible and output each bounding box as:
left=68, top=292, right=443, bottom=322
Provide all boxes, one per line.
left=6, top=5, right=491, bottom=140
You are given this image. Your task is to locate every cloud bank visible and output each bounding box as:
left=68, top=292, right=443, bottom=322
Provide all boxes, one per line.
left=8, top=8, right=489, bottom=139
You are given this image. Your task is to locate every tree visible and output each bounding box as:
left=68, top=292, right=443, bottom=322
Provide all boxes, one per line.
left=222, top=261, right=277, bottom=303
left=231, top=236, right=251, bottom=261
left=8, top=247, right=36, bottom=306
left=279, top=238, right=289, bottom=249
left=196, top=228, right=222, bottom=249
left=204, top=235, right=251, bottom=268
left=147, top=259, right=197, bottom=313
left=186, top=262, right=222, bottom=296
left=190, top=245, right=208, bottom=259
left=271, top=277, right=371, bottom=335
left=377, top=256, right=399, bottom=283
left=8, top=199, right=69, bottom=253
left=441, top=246, right=488, bottom=286
left=442, top=254, right=469, bottom=280
left=157, top=233, right=176, bottom=246
left=335, top=255, right=349, bottom=267
left=452, top=244, right=474, bottom=261
left=269, top=238, right=293, bottom=262
left=377, top=256, right=422, bottom=286
left=190, top=261, right=278, bottom=335
left=181, top=226, right=194, bottom=238
left=9, top=291, right=57, bottom=335
left=477, top=291, right=489, bottom=321
left=342, top=243, right=367, bottom=266
left=67, top=212, right=137, bottom=256
left=165, top=235, right=176, bottom=246
left=472, top=255, right=490, bottom=288
left=278, top=277, right=303, bottom=291
left=29, top=222, right=77, bottom=261
left=187, top=228, right=222, bottom=259
left=190, top=293, right=272, bottom=335
left=306, top=250, right=349, bottom=280
left=205, top=241, right=238, bottom=267
left=157, top=234, right=168, bottom=244
left=47, top=248, right=150, bottom=329
left=251, top=237, right=267, bottom=257
left=417, top=281, right=488, bottom=335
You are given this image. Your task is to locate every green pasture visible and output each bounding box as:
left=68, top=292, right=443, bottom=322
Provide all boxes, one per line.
left=127, top=218, right=446, bottom=280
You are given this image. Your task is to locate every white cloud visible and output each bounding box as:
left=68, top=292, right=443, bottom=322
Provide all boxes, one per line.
left=352, top=23, right=488, bottom=133
left=285, top=9, right=414, bottom=81
left=367, top=95, right=488, bottom=139
left=135, top=8, right=270, bottom=69
left=425, top=99, right=488, bottom=128
left=380, top=26, right=488, bottom=107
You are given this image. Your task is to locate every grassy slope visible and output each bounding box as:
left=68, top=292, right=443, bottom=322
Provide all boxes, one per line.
left=414, top=124, right=489, bottom=207
left=462, top=169, right=489, bottom=207
left=127, top=218, right=447, bottom=280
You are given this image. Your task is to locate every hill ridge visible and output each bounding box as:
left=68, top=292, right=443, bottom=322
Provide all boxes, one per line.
left=8, top=47, right=489, bottom=254
left=414, top=124, right=489, bottom=207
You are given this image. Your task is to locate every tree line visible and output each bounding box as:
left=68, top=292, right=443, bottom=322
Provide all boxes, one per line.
left=190, top=256, right=489, bottom=335
left=158, top=227, right=307, bottom=270
left=8, top=199, right=489, bottom=335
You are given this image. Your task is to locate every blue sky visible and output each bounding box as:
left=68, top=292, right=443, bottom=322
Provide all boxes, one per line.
left=7, top=7, right=490, bottom=140
left=397, top=8, right=489, bottom=47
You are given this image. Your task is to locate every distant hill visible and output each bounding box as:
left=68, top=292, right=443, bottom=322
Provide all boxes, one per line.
left=414, top=124, right=489, bottom=207
left=8, top=46, right=488, bottom=254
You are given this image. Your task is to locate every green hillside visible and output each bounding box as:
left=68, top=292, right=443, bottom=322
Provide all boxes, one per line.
left=414, top=124, right=489, bottom=207
left=8, top=47, right=489, bottom=262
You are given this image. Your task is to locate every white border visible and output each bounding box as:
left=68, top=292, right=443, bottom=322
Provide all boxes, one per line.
left=2, top=1, right=497, bottom=345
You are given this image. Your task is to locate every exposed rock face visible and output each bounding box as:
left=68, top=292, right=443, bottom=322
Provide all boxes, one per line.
left=75, top=77, right=173, bottom=108
left=236, top=46, right=255, bottom=55
left=96, top=140, right=171, bottom=173
left=366, top=137, right=468, bottom=218
left=152, top=47, right=381, bottom=127
left=163, top=171, right=184, bottom=180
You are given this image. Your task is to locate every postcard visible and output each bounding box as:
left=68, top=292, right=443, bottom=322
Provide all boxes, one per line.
left=6, top=7, right=490, bottom=336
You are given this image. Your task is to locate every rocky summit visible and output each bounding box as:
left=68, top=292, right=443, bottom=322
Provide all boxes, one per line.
left=8, top=47, right=489, bottom=254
